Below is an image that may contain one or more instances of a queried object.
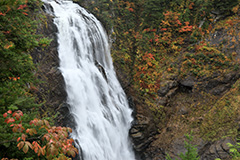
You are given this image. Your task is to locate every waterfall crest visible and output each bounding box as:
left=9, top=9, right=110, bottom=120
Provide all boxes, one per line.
left=42, top=0, right=135, bottom=160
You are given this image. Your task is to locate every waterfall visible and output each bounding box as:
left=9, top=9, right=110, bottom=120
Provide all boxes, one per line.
left=42, top=0, right=135, bottom=160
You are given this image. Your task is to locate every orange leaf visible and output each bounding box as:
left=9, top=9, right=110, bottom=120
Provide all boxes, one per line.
left=161, top=28, right=167, bottom=31
left=21, top=134, right=27, bottom=141
left=34, top=146, right=38, bottom=153
left=68, top=128, right=72, bottom=133
left=0, top=12, right=6, bottom=16
left=17, top=137, right=21, bottom=142
left=42, top=146, right=46, bottom=156
left=69, top=149, right=76, bottom=157
left=37, top=150, right=41, bottom=156
left=128, top=8, right=134, bottom=12
left=17, top=141, right=24, bottom=150
left=32, top=128, right=37, bottom=134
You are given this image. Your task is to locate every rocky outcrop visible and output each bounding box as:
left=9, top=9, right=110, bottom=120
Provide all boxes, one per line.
left=130, top=70, right=240, bottom=159
left=200, top=138, right=235, bottom=160
left=130, top=115, right=155, bottom=153
left=30, top=6, right=75, bottom=127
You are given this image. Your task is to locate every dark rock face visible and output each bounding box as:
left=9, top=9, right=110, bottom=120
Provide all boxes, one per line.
left=130, top=115, right=154, bottom=153
left=30, top=7, right=75, bottom=128
left=200, top=138, right=234, bottom=160
left=179, top=75, right=196, bottom=88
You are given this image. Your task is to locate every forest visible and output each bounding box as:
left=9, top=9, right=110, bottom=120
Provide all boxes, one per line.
left=1, top=0, right=240, bottom=159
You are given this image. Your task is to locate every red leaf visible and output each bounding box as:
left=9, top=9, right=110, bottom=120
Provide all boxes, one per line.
left=7, top=110, right=12, bottom=114
left=12, top=126, right=18, bottom=132
left=3, top=113, right=7, bottom=118
left=19, top=110, right=23, bottom=116
left=0, top=12, right=6, bottom=16
left=12, top=112, right=16, bottom=117
left=5, top=118, right=15, bottom=124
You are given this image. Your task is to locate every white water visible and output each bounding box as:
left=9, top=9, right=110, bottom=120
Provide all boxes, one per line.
left=42, top=0, right=135, bottom=160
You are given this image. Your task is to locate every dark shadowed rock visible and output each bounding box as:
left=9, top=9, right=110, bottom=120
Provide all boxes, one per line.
left=30, top=7, right=75, bottom=128
left=200, top=137, right=234, bottom=160
left=158, top=80, right=178, bottom=97
left=179, top=76, right=196, bottom=88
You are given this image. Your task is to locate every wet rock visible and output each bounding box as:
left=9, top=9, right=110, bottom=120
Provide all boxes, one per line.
left=131, top=132, right=144, bottom=140
left=130, top=115, right=156, bottom=155
left=130, top=128, right=139, bottom=134
left=134, top=137, right=154, bottom=152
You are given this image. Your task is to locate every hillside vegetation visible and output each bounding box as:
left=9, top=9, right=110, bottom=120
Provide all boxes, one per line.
left=76, top=0, right=240, bottom=159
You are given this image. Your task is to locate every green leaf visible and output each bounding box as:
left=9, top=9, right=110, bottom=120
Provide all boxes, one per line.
left=3, top=142, right=11, bottom=148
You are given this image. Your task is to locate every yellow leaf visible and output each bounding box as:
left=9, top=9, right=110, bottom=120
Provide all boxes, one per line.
left=22, top=144, right=29, bottom=153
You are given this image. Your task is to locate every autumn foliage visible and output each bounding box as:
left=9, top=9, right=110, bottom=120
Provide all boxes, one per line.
left=2, top=110, right=78, bottom=160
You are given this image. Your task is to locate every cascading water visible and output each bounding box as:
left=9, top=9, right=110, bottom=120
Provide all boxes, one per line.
left=42, top=0, right=135, bottom=160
